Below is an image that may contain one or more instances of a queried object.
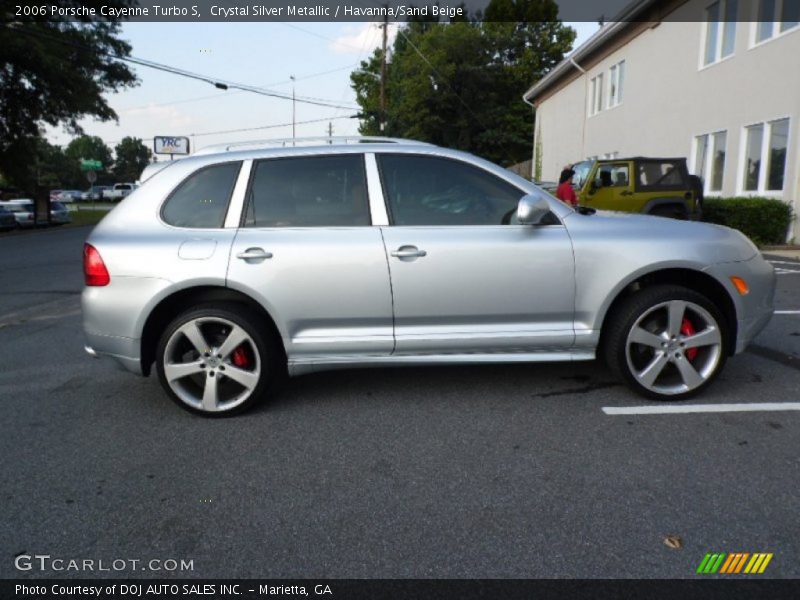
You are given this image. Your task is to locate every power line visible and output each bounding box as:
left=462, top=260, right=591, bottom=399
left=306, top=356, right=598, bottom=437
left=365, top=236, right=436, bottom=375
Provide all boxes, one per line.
left=5, top=24, right=359, bottom=110
left=190, top=114, right=355, bottom=138
left=118, top=63, right=361, bottom=113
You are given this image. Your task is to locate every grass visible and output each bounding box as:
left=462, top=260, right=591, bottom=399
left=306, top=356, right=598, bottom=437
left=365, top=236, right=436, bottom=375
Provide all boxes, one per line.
left=64, top=209, right=109, bottom=227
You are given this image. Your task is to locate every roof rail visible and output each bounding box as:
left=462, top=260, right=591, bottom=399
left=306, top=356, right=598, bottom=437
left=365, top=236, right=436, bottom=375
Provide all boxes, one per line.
left=193, top=136, right=432, bottom=155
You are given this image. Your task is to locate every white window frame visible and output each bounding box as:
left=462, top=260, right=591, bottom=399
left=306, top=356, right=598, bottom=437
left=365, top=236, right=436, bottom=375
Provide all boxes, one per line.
left=736, top=117, right=792, bottom=196
left=700, top=0, right=738, bottom=68
left=607, top=60, right=625, bottom=108
left=691, top=130, right=728, bottom=196
left=589, top=73, right=604, bottom=116
left=750, top=0, right=800, bottom=47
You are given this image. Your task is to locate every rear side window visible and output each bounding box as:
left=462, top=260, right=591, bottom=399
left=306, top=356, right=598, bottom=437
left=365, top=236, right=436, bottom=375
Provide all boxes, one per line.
left=162, top=162, right=241, bottom=228
left=244, top=155, right=370, bottom=227
left=636, top=161, right=687, bottom=191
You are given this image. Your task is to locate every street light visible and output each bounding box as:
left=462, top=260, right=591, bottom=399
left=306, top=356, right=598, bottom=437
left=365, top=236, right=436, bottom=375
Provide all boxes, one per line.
left=290, top=75, right=296, bottom=145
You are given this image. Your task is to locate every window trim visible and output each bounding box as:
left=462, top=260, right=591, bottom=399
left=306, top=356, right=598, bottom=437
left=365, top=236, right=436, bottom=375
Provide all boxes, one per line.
left=749, top=0, right=800, bottom=48
left=240, top=153, right=373, bottom=229
left=699, top=0, right=738, bottom=69
left=736, top=116, right=791, bottom=196
left=375, top=152, right=555, bottom=228
left=607, top=60, right=625, bottom=108
left=690, top=129, right=728, bottom=196
left=159, top=160, right=243, bottom=230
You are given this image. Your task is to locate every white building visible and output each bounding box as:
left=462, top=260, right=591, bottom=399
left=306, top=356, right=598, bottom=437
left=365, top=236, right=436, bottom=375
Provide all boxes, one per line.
left=524, top=0, right=800, bottom=240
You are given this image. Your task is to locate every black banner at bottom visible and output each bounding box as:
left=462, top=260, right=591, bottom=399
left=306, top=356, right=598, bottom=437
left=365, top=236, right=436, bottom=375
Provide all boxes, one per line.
left=4, top=579, right=800, bottom=600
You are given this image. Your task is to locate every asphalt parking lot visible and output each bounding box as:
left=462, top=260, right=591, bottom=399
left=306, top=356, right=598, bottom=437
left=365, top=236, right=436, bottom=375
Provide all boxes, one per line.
left=1, top=225, right=798, bottom=579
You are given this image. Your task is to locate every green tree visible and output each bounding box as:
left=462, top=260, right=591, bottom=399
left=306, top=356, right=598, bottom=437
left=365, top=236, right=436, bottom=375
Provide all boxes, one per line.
left=64, top=135, right=114, bottom=187
left=350, top=0, right=575, bottom=166
left=114, top=137, right=152, bottom=182
left=0, top=3, right=138, bottom=190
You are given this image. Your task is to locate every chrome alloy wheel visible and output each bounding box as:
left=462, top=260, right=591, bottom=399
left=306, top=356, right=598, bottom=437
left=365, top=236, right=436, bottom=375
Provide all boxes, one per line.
left=625, top=300, right=723, bottom=396
left=162, top=317, right=261, bottom=413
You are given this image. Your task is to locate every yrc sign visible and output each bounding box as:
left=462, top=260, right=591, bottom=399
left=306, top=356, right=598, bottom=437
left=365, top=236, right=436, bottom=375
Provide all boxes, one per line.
left=154, top=136, right=190, bottom=155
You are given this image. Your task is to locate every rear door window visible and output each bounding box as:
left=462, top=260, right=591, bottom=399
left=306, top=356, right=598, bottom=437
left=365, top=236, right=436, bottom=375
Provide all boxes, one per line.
left=244, top=154, right=370, bottom=227
left=636, top=160, right=687, bottom=191
left=162, top=162, right=241, bottom=228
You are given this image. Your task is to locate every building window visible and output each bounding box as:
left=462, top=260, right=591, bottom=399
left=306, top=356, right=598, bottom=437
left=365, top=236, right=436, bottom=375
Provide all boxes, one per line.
left=608, top=60, right=625, bottom=107
left=693, top=131, right=727, bottom=193
left=741, top=118, right=790, bottom=193
left=703, top=0, right=737, bottom=65
left=589, top=73, right=604, bottom=116
left=755, top=0, right=799, bottom=43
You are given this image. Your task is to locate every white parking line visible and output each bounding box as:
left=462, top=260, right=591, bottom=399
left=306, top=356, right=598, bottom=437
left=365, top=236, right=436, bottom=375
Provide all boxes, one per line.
left=774, top=310, right=800, bottom=314
left=602, top=403, right=800, bottom=415
left=776, top=269, right=800, bottom=275
left=767, top=260, right=800, bottom=265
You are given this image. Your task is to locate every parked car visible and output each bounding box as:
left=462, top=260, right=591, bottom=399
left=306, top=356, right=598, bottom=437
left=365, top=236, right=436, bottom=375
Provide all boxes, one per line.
left=105, top=183, right=137, bottom=201
left=82, top=186, right=112, bottom=201
left=50, top=201, right=71, bottom=225
left=58, top=190, right=83, bottom=203
left=569, top=157, right=701, bottom=219
left=82, top=137, right=775, bottom=416
left=0, top=206, right=16, bottom=230
left=0, top=199, right=39, bottom=228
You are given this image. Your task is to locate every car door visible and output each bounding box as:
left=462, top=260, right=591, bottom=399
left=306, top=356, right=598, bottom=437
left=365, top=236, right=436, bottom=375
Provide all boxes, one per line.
left=226, top=152, right=394, bottom=360
left=581, top=161, right=635, bottom=211
left=375, top=153, right=575, bottom=356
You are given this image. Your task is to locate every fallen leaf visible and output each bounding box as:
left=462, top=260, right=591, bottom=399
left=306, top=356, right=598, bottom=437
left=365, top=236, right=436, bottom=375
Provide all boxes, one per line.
left=664, top=535, right=683, bottom=549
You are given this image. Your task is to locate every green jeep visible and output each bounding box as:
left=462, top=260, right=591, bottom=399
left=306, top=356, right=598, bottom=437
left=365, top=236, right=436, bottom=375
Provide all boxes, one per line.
left=570, top=157, right=702, bottom=220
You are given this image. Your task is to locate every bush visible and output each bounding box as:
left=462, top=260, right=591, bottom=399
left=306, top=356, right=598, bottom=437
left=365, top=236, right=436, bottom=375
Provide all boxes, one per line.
left=702, top=197, right=793, bottom=246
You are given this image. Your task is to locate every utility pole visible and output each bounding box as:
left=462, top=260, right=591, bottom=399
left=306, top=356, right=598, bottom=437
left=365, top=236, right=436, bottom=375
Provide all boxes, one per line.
left=327, top=122, right=333, bottom=144
left=290, top=75, right=296, bottom=144
left=379, top=14, right=388, bottom=133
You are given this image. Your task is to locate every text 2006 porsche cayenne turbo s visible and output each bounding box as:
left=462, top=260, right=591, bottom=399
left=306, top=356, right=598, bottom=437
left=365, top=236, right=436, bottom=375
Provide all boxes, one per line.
left=82, top=138, right=775, bottom=416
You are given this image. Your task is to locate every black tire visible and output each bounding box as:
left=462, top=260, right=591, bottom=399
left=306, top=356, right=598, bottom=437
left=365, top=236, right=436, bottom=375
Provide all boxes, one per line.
left=155, top=302, right=283, bottom=417
left=603, top=285, right=729, bottom=401
left=649, top=205, right=688, bottom=220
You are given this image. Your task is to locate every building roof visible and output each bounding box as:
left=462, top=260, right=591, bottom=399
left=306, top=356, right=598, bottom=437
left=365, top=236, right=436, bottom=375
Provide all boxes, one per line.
left=523, top=0, right=660, bottom=103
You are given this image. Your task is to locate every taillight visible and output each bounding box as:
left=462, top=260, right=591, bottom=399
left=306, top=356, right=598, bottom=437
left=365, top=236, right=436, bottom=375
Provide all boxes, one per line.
left=84, top=243, right=110, bottom=286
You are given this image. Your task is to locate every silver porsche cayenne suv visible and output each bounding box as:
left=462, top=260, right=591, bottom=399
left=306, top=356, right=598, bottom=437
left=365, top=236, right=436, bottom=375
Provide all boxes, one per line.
left=82, top=137, right=775, bottom=416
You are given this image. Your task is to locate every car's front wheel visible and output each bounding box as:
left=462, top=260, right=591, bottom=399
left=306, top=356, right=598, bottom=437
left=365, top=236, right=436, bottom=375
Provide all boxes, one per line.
left=156, top=303, right=281, bottom=416
left=604, top=285, right=729, bottom=400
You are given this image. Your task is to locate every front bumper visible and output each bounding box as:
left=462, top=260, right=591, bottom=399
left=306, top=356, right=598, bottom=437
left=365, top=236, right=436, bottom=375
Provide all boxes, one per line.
left=704, top=254, right=776, bottom=354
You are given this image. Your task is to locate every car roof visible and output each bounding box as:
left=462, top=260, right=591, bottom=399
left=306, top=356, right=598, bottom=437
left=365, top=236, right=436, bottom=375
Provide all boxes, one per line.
left=592, top=157, right=686, bottom=162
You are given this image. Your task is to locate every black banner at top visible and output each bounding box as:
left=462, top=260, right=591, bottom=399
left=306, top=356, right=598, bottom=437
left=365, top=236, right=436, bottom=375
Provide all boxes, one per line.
left=2, top=0, right=788, bottom=22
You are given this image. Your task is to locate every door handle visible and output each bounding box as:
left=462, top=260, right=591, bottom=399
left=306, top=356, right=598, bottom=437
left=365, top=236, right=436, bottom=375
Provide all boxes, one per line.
left=236, top=247, right=273, bottom=260
left=620, top=190, right=633, bottom=196
left=391, top=246, right=427, bottom=259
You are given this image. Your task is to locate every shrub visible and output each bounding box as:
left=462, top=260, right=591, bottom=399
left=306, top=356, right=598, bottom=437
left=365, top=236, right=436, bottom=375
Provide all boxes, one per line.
left=702, top=197, right=793, bottom=246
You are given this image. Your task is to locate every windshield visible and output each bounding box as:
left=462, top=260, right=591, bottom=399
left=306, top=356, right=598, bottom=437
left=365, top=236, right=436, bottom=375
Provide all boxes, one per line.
left=572, top=160, right=593, bottom=188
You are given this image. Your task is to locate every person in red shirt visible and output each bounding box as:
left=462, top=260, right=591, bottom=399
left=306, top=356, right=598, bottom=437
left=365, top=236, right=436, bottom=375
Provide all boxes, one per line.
left=555, top=167, right=578, bottom=207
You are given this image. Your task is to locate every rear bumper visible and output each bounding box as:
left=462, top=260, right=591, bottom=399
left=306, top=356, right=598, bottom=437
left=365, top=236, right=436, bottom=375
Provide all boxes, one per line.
left=84, top=331, right=142, bottom=375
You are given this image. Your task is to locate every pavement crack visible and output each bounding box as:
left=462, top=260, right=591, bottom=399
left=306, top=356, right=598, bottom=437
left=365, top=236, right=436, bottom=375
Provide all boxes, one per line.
left=533, top=381, right=620, bottom=398
left=747, top=344, right=800, bottom=371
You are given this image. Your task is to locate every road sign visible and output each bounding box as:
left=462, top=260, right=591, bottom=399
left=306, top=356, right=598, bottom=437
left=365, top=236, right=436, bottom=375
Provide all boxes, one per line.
left=80, top=159, right=103, bottom=171
left=154, top=136, right=190, bottom=155
left=86, top=170, right=97, bottom=184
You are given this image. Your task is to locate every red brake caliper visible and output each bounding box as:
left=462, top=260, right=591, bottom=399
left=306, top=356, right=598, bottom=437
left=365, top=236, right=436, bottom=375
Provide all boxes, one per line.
left=231, top=346, right=250, bottom=368
left=680, top=318, right=698, bottom=361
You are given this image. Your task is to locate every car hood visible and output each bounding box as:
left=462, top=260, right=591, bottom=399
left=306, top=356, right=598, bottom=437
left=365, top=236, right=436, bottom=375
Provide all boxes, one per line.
left=564, top=209, right=759, bottom=264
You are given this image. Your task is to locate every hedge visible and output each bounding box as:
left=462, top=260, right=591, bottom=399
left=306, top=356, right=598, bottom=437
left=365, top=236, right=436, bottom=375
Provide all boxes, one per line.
left=701, top=197, right=793, bottom=246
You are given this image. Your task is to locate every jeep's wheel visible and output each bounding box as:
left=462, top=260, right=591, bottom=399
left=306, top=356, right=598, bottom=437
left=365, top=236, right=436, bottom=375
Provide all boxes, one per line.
left=604, top=285, right=728, bottom=400
left=156, top=303, right=279, bottom=416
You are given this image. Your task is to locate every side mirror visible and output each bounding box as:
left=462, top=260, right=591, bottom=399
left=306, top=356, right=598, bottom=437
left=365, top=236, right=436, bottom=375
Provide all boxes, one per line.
left=516, top=194, right=551, bottom=225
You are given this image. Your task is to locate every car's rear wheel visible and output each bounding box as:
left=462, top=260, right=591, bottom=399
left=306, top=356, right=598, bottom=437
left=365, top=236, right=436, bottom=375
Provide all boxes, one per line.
left=156, top=303, right=280, bottom=416
left=604, top=285, right=728, bottom=400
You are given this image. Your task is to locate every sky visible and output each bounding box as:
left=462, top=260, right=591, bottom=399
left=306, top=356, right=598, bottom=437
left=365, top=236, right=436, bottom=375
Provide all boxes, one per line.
left=44, top=21, right=600, bottom=155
